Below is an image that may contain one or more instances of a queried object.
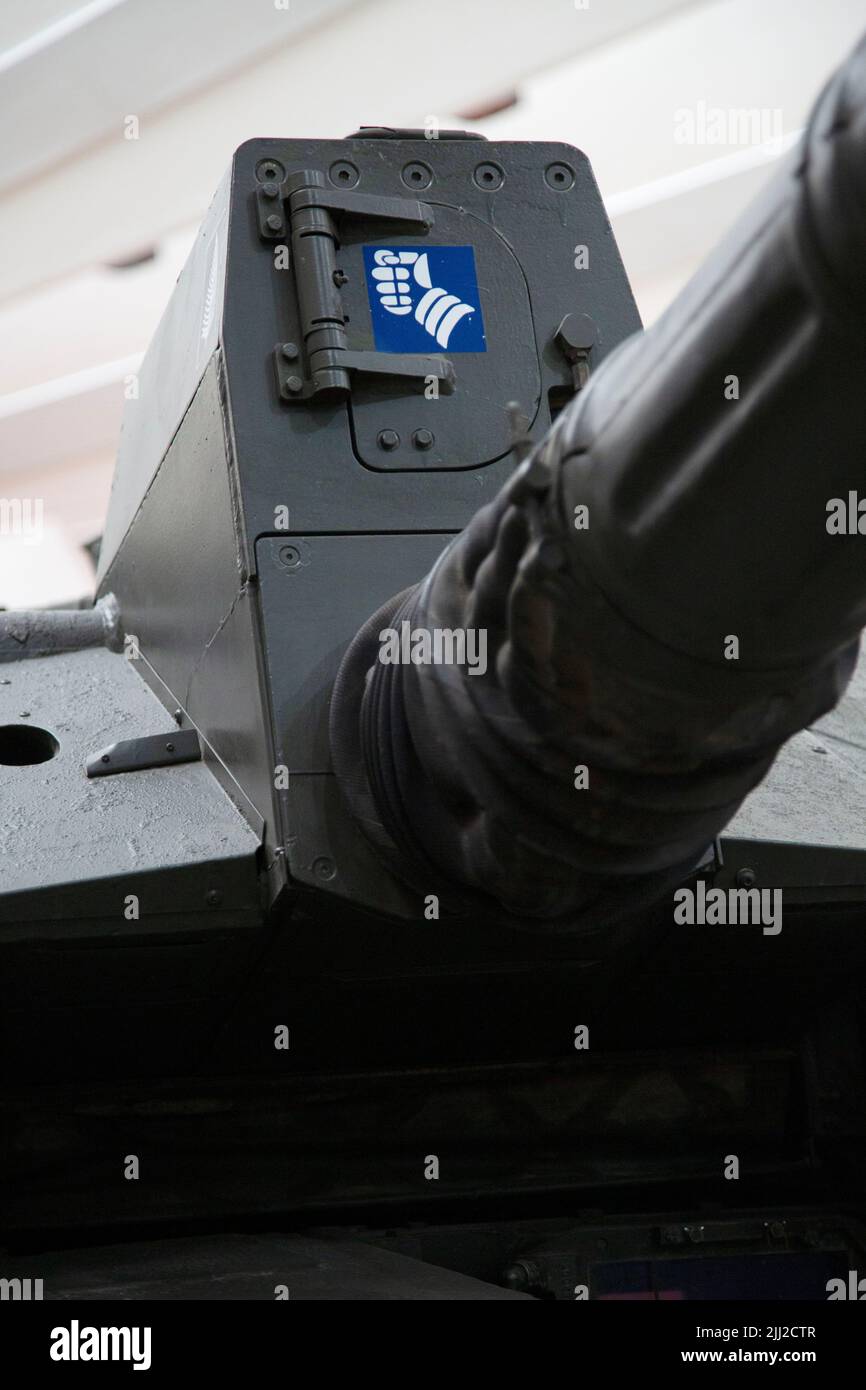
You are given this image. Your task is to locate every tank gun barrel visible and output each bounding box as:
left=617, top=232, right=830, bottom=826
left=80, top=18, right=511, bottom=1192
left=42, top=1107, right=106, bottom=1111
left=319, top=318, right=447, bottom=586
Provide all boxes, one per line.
left=331, top=35, right=866, bottom=925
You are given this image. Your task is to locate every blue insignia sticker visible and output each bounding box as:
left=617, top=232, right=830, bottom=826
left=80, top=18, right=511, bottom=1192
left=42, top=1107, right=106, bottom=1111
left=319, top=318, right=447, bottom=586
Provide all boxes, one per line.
left=363, top=245, right=486, bottom=353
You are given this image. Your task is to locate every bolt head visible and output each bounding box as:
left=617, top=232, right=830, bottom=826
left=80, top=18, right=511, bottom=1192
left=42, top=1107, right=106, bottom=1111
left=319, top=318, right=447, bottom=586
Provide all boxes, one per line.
left=473, top=161, right=504, bottom=191
left=285, top=376, right=303, bottom=394
left=377, top=429, right=400, bottom=451
left=281, top=342, right=299, bottom=361
left=265, top=213, right=283, bottom=232
left=412, top=428, right=434, bottom=450
left=545, top=161, right=575, bottom=191
left=555, top=312, right=597, bottom=355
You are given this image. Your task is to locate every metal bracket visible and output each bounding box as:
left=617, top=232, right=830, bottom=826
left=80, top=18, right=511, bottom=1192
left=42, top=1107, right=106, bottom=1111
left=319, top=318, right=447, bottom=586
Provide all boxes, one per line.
left=86, top=728, right=201, bottom=778
left=275, top=344, right=455, bottom=402
left=258, top=168, right=455, bottom=402
left=257, top=169, right=434, bottom=243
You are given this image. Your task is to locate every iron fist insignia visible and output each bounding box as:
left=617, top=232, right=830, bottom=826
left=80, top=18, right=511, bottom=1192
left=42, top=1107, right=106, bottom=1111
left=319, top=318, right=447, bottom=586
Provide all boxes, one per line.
left=364, top=245, right=487, bottom=353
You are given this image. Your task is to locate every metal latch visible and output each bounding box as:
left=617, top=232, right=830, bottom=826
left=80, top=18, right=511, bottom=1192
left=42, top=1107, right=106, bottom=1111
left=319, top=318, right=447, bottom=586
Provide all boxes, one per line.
left=258, top=169, right=456, bottom=402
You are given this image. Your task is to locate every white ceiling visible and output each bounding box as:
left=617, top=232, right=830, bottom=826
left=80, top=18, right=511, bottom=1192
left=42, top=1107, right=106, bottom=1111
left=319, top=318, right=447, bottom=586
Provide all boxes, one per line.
left=0, top=0, right=88, bottom=53
left=0, top=0, right=357, bottom=194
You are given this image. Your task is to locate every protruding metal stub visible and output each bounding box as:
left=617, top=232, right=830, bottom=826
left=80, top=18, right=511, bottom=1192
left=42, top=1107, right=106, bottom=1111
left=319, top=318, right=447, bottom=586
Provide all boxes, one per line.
left=86, top=728, right=201, bottom=778
left=554, top=312, right=597, bottom=390
left=506, top=401, right=532, bottom=466
left=0, top=591, right=122, bottom=663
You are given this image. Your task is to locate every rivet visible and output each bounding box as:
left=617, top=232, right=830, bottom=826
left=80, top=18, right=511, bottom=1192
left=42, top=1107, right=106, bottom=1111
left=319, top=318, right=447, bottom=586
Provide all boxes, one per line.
left=278, top=545, right=301, bottom=569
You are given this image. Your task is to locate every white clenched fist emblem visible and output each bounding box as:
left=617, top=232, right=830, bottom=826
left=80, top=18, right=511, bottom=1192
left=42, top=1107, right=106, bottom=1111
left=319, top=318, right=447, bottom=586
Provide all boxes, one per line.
left=370, top=248, right=476, bottom=349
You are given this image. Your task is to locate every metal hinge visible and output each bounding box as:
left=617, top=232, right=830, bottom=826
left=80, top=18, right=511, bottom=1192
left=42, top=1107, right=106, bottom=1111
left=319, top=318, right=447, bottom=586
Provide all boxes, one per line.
left=258, top=169, right=456, bottom=402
